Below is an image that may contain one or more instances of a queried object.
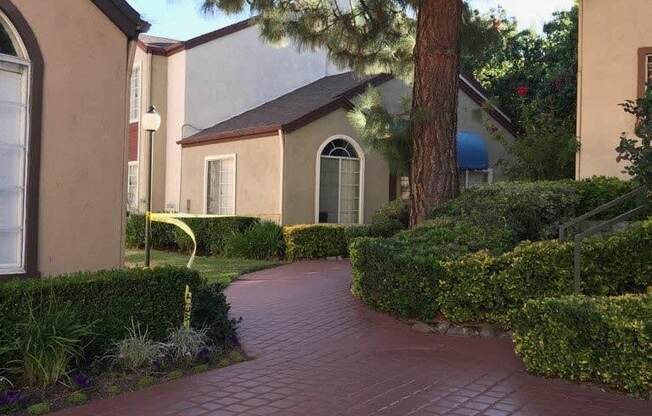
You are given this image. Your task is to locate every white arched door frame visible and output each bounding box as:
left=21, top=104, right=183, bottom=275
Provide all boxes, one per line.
left=314, top=134, right=365, bottom=224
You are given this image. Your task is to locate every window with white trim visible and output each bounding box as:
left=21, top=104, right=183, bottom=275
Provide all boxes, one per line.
left=317, top=138, right=362, bottom=224
left=0, top=13, right=29, bottom=275
left=205, top=156, right=235, bottom=215
left=129, top=65, right=141, bottom=122
left=127, top=162, right=138, bottom=212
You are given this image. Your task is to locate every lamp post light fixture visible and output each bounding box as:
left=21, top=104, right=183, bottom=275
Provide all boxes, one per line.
left=142, top=106, right=161, bottom=268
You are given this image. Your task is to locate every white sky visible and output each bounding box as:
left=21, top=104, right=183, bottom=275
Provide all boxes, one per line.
left=469, top=0, right=575, bottom=32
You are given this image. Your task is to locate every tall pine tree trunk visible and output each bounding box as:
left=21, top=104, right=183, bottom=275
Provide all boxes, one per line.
left=409, top=0, right=462, bottom=226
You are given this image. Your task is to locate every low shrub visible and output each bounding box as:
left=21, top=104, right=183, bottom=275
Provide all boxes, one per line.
left=283, top=225, right=347, bottom=260
left=350, top=218, right=513, bottom=321
left=112, top=321, right=165, bottom=371
left=223, top=221, right=284, bottom=260
left=125, top=214, right=177, bottom=250
left=430, top=181, right=579, bottom=242
left=570, top=176, right=642, bottom=218
left=165, top=327, right=208, bottom=363
left=191, top=283, right=237, bottom=345
left=369, top=199, right=409, bottom=237
left=125, top=214, right=259, bottom=256
left=512, top=294, right=652, bottom=397
left=440, top=219, right=652, bottom=326
left=26, top=403, right=50, bottom=416
left=0, top=267, right=208, bottom=361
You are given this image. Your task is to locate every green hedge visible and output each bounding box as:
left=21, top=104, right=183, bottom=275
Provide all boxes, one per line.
left=368, top=199, right=410, bottom=237
left=439, top=219, right=652, bottom=326
left=352, top=218, right=652, bottom=325
left=350, top=218, right=514, bottom=321
left=0, top=267, right=233, bottom=360
left=512, top=294, right=652, bottom=397
left=430, top=177, right=642, bottom=243
left=125, top=214, right=259, bottom=256
left=283, top=225, right=348, bottom=260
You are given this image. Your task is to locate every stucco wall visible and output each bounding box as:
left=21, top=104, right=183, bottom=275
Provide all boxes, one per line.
left=179, top=135, right=282, bottom=222
left=577, top=0, right=652, bottom=179
left=11, top=0, right=130, bottom=276
left=165, top=50, right=186, bottom=211
left=183, top=25, right=333, bottom=129
left=283, top=109, right=390, bottom=225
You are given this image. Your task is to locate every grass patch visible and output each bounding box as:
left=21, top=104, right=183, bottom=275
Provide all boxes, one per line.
left=125, top=249, right=282, bottom=285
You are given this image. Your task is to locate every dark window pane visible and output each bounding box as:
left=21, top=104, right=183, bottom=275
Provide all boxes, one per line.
left=0, top=24, right=17, bottom=56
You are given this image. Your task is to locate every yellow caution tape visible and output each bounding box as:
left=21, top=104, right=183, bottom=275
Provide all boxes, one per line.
left=148, top=212, right=229, bottom=268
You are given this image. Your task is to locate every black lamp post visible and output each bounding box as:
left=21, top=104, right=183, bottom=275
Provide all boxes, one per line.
left=142, top=105, right=161, bottom=268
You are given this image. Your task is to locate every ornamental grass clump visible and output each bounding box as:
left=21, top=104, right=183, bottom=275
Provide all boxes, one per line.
left=164, top=327, right=208, bottom=363
left=112, top=321, right=165, bottom=371
left=1, top=295, right=94, bottom=389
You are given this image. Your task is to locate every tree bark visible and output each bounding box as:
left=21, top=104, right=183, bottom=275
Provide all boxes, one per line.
left=409, top=0, right=462, bottom=226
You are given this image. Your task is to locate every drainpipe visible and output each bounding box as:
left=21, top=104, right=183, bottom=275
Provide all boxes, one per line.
left=278, top=128, right=285, bottom=225
left=575, top=0, right=584, bottom=180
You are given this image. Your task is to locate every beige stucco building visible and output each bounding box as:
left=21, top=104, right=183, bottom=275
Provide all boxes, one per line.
left=0, top=0, right=147, bottom=279
left=129, top=19, right=517, bottom=226
left=576, top=0, right=652, bottom=179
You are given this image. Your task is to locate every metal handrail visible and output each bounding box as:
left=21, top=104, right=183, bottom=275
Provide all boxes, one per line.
left=558, top=186, right=649, bottom=293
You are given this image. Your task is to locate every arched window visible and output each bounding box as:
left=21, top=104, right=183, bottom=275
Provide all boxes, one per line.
left=316, top=136, right=364, bottom=224
left=0, top=10, right=30, bottom=274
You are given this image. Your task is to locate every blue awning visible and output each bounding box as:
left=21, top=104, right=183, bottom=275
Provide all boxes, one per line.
left=457, top=131, right=489, bottom=171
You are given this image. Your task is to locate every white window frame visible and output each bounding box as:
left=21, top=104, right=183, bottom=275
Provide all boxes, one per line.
left=462, top=168, right=494, bottom=189
left=0, top=11, right=30, bottom=275
left=129, top=64, right=141, bottom=123
left=314, top=135, right=365, bottom=224
left=203, top=154, right=237, bottom=215
left=127, top=161, right=139, bottom=212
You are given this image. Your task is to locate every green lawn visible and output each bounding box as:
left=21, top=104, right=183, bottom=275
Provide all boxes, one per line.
left=125, top=249, right=282, bottom=285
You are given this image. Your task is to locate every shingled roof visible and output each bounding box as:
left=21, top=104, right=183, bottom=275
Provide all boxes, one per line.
left=178, top=72, right=392, bottom=147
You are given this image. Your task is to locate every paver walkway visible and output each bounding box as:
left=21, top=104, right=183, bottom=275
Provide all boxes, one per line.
left=56, top=261, right=651, bottom=416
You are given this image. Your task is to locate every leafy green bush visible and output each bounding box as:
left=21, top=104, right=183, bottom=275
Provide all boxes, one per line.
left=125, top=214, right=177, bottom=250
left=125, top=214, right=259, bottom=256
left=283, top=225, right=348, bottom=260
left=369, top=199, right=409, bottom=237
left=570, top=176, right=641, bottom=217
left=27, top=403, right=50, bottom=415
left=223, top=221, right=284, bottom=260
left=1, top=295, right=94, bottom=388
left=441, top=219, right=652, bottom=326
left=350, top=218, right=513, bottom=321
left=191, top=283, right=237, bottom=345
left=0, top=267, right=206, bottom=360
left=430, top=181, right=580, bottom=242
left=512, top=294, right=652, bottom=397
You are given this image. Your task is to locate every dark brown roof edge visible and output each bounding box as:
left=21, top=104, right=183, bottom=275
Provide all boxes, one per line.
left=178, top=124, right=281, bottom=147
left=178, top=74, right=392, bottom=147
left=140, top=17, right=254, bottom=57
left=91, top=0, right=150, bottom=39
left=459, top=71, right=520, bottom=137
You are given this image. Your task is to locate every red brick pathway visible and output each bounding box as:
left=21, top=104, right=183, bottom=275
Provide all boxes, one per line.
left=55, top=261, right=651, bottom=416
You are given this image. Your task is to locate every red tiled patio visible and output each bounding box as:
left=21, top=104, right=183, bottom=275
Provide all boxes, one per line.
left=54, top=261, right=651, bottom=416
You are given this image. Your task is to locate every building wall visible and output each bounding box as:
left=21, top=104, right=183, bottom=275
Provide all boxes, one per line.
left=183, top=25, right=335, bottom=129
left=11, top=0, right=131, bottom=276
left=576, top=0, right=652, bottom=179
left=179, top=134, right=282, bottom=222
left=165, top=50, right=186, bottom=211
left=283, top=109, right=391, bottom=225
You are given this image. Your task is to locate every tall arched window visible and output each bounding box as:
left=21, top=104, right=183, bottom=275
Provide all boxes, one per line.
left=316, top=136, right=364, bottom=224
left=0, top=10, right=30, bottom=274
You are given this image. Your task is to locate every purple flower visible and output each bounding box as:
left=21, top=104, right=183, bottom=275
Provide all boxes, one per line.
left=152, top=360, right=163, bottom=372
left=196, top=347, right=212, bottom=362
left=72, top=373, right=92, bottom=389
left=0, top=390, right=24, bottom=406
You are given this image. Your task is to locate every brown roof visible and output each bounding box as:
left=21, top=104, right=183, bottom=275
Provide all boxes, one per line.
left=91, top=0, right=150, bottom=39
left=178, top=72, right=392, bottom=147
left=138, top=18, right=254, bottom=56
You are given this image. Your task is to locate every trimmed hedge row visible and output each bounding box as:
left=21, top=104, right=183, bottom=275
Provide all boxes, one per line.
left=351, top=219, right=652, bottom=325
left=512, top=294, right=652, bottom=397
left=283, top=225, right=348, bottom=260
left=0, top=268, right=234, bottom=360
left=125, top=214, right=259, bottom=256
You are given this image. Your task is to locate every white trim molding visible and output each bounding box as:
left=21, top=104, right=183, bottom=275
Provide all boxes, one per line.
left=314, top=135, right=365, bottom=225
left=203, top=153, right=237, bottom=215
